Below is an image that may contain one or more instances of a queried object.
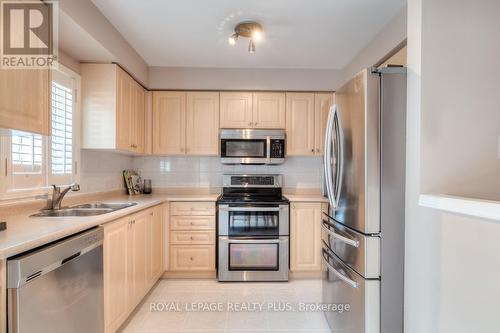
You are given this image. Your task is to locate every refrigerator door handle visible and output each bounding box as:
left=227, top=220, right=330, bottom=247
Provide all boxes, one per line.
left=333, top=106, right=344, bottom=209
left=322, top=249, right=359, bottom=289
left=324, top=105, right=337, bottom=208
left=321, top=219, right=360, bottom=248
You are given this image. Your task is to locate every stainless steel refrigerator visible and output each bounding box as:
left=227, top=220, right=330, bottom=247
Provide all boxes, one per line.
left=322, top=67, right=406, bottom=333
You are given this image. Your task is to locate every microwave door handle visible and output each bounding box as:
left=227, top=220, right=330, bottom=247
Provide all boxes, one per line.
left=266, top=136, right=271, bottom=163
left=321, top=219, right=359, bottom=247
left=322, top=249, right=359, bottom=289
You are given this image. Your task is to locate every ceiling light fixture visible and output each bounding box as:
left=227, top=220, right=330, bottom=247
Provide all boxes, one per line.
left=228, top=21, right=263, bottom=53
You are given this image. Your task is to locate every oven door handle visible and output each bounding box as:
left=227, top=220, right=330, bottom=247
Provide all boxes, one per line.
left=223, top=237, right=282, bottom=244
left=220, top=207, right=282, bottom=212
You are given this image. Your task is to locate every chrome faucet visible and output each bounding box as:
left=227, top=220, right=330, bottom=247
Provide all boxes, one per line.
left=46, top=183, right=80, bottom=210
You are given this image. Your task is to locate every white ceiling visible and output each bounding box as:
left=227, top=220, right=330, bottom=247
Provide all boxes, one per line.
left=91, top=0, right=406, bottom=69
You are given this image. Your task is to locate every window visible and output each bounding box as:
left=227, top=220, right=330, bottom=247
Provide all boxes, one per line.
left=0, top=66, right=80, bottom=199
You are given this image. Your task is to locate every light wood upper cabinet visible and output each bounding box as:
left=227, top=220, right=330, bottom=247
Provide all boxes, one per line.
left=81, top=64, right=145, bottom=154
left=153, top=91, right=219, bottom=156
left=186, top=92, right=219, bottom=155
left=220, top=92, right=253, bottom=128
left=152, top=91, right=186, bottom=155
left=0, top=68, right=50, bottom=135
left=290, top=202, right=324, bottom=271
left=286, top=93, right=315, bottom=155
left=252, top=92, right=286, bottom=129
left=103, top=217, right=129, bottom=333
left=314, top=93, right=334, bottom=155
left=220, top=92, right=285, bottom=129
left=286, top=92, right=334, bottom=156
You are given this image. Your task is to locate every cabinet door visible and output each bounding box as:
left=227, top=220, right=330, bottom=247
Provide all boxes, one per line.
left=116, top=68, right=133, bottom=151
left=103, top=217, right=129, bottom=333
left=132, top=82, right=145, bottom=153
left=220, top=92, right=253, bottom=128
left=314, top=93, right=334, bottom=155
left=186, top=92, right=219, bottom=155
left=252, top=92, right=285, bottom=129
left=152, top=91, right=186, bottom=155
left=0, top=68, right=50, bottom=135
left=290, top=202, right=322, bottom=271
left=149, top=205, right=164, bottom=284
left=286, top=93, right=315, bottom=156
left=129, top=210, right=149, bottom=309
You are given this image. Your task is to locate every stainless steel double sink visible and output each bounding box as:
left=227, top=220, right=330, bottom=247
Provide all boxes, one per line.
left=30, top=202, right=138, bottom=217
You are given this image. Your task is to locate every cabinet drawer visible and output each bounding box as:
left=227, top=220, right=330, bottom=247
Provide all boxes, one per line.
left=170, top=202, right=215, bottom=216
left=170, top=231, right=215, bottom=245
left=169, top=246, right=215, bottom=271
left=170, top=216, right=215, bottom=231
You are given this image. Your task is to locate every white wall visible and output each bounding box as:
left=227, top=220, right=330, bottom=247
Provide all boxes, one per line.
left=133, top=156, right=322, bottom=189
left=148, top=67, right=343, bottom=91
left=341, top=6, right=407, bottom=84
left=419, top=0, right=500, bottom=200
left=404, top=0, right=500, bottom=332
left=79, top=150, right=133, bottom=193
left=59, top=0, right=149, bottom=84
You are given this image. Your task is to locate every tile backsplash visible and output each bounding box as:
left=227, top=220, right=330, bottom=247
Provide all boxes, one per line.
left=80, top=150, right=134, bottom=192
left=133, top=156, right=323, bottom=189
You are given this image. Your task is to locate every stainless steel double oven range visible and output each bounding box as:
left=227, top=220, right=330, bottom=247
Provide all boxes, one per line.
left=217, top=174, right=289, bottom=282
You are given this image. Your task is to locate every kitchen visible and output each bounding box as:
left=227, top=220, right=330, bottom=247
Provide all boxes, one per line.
left=1, top=1, right=500, bottom=333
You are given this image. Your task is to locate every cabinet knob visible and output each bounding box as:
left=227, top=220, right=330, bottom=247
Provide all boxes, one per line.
left=311, top=149, right=315, bottom=153
left=190, top=257, right=194, bottom=261
left=248, top=122, right=253, bottom=127
left=190, top=236, right=194, bottom=240
left=316, top=148, right=320, bottom=153
left=190, top=222, right=194, bottom=225
left=254, top=122, right=258, bottom=126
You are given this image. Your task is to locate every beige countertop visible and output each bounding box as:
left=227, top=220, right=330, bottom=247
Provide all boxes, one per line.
left=284, top=194, right=329, bottom=203
left=0, top=188, right=328, bottom=260
left=0, top=193, right=219, bottom=260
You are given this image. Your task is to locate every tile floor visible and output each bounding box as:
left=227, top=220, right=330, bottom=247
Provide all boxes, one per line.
left=120, top=279, right=331, bottom=333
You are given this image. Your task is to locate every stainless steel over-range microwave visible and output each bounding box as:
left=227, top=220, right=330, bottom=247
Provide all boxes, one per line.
left=220, top=129, right=285, bottom=165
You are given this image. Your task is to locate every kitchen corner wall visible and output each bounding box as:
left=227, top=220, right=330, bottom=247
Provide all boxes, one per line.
left=133, top=156, right=323, bottom=189
left=79, top=150, right=134, bottom=193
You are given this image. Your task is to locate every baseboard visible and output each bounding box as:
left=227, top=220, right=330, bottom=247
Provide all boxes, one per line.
left=289, top=271, right=322, bottom=279
left=162, top=271, right=216, bottom=279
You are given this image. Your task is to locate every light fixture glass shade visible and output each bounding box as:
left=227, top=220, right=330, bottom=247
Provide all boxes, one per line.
left=252, top=29, right=262, bottom=41
left=248, top=39, right=256, bottom=53
left=228, top=33, right=238, bottom=45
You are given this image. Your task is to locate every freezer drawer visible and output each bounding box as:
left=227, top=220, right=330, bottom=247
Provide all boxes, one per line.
left=322, top=246, right=380, bottom=333
left=321, top=214, right=380, bottom=278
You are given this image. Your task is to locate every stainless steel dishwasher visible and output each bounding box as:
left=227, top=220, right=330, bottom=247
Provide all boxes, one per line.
left=7, top=227, right=104, bottom=333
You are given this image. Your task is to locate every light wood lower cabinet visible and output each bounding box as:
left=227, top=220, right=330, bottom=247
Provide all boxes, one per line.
left=168, top=202, right=216, bottom=272
left=103, top=216, right=130, bottom=333
left=290, top=202, right=328, bottom=271
left=103, top=204, right=164, bottom=333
